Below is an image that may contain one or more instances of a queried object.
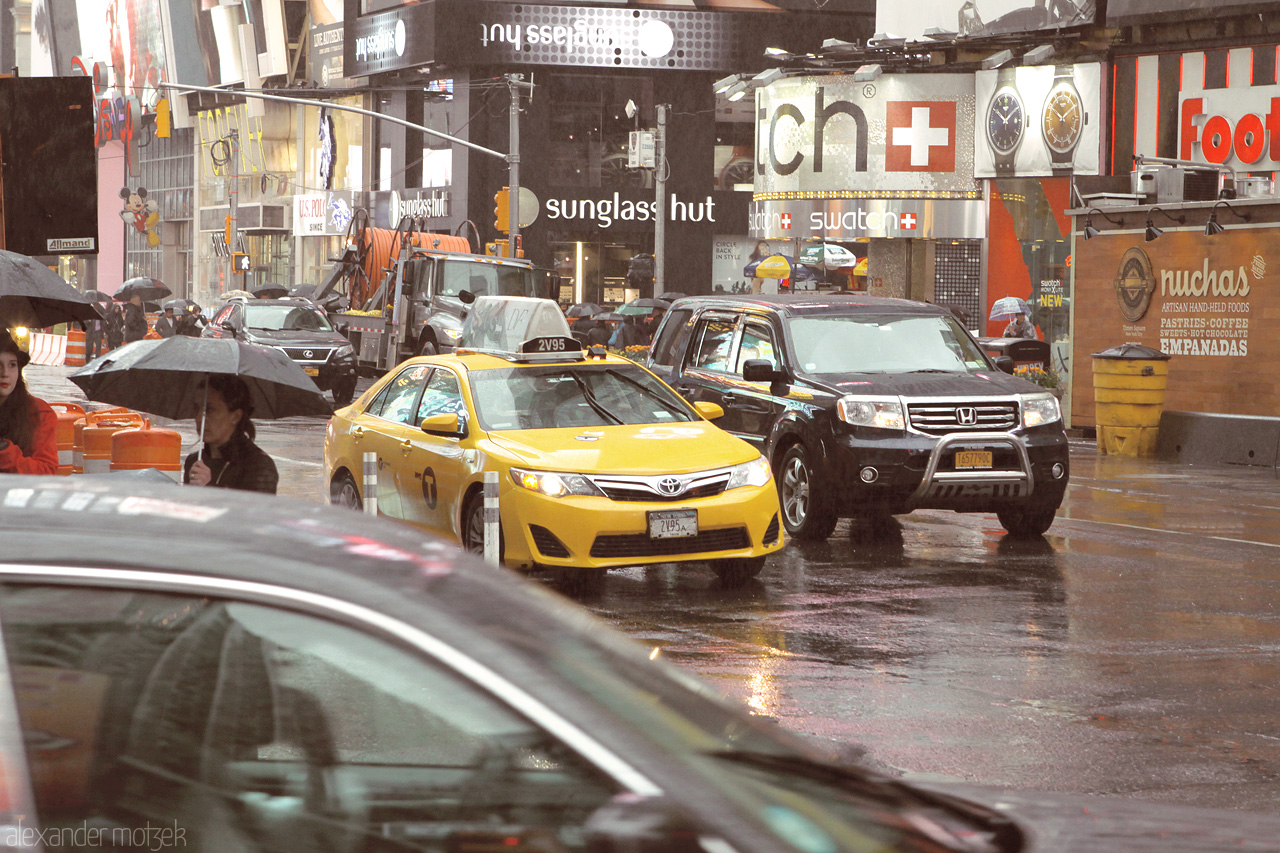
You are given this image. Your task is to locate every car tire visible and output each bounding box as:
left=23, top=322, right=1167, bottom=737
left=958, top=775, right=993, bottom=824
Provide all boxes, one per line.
left=418, top=337, right=438, bottom=357
left=330, top=472, right=362, bottom=511
left=711, top=555, right=766, bottom=587
left=777, top=443, right=838, bottom=541
left=332, top=378, right=357, bottom=407
left=997, top=504, right=1058, bottom=537
left=462, top=491, right=503, bottom=561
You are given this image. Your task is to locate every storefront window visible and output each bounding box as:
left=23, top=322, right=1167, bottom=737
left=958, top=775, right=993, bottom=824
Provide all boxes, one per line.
left=547, top=74, right=654, bottom=189
left=550, top=236, right=645, bottom=306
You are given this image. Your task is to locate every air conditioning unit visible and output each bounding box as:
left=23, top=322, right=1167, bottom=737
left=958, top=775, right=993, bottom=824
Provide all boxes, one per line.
left=1130, top=164, right=1165, bottom=202
left=1155, top=167, right=1222, bottom=203
left=1236, top=175, right=1274, bottom=199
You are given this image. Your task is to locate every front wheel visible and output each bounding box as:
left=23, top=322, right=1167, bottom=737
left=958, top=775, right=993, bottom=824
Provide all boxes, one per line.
left=778, top=444, right=838, bottom=540
left=332, top=378, right=357, bottom=406
left=462, top=492, right=504, bottom=561
left=997, top=504, right=1058, bottom=537
left=329, top=472, right=362, bottom=511
left=711, top=556, right=766, bottom=587
left=418, top=337, right=439, bottom=357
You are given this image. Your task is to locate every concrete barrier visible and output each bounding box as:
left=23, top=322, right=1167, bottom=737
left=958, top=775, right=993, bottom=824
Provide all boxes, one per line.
left=1155, top=410, right=1280, bottom=468
left=27, top=332, right=67, bottom=366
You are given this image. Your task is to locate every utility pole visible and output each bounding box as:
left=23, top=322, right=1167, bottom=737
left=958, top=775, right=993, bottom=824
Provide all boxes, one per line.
left=226, top=130, right=239, bottom=291
left=654, top=104, right=669, bottom=296
left=507, top=74, right=522, bottom=258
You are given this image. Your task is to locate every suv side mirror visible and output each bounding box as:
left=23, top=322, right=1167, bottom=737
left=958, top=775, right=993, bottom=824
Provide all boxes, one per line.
left=421, top=412, right=465, bottom=437
left=993, top=355, right=1014, bottom=374
left=742, top=359, right=784, bottom=383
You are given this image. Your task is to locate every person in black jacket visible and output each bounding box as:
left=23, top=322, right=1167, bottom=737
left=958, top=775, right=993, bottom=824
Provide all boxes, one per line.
left=122, top=294, right=148, bottom=343
left=184, top=375, right=278, bottom=493
left=104, top=303, right=125, bottom=350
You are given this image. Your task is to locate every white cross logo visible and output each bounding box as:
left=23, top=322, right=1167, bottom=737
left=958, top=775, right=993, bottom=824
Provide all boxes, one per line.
left=901, top=213, right=917, bottom=229
left=780, top=213, right=791, bottom=229
left=892, top=107, right=950, bottom=167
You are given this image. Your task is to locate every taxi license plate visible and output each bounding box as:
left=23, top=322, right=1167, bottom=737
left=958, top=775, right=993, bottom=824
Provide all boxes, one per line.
left=955, top=450, right=993, bottom=469
left=648, top=509, right=697, bottom=539
left=303, top=367, right=320, bottom=376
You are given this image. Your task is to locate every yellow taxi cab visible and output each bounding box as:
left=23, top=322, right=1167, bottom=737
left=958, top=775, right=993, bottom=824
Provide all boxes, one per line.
left=323, top=296, right=783, bottom=585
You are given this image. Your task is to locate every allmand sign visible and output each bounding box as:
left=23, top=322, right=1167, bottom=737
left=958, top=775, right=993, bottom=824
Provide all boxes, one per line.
left=1073, top=227, right=1273, bottom=423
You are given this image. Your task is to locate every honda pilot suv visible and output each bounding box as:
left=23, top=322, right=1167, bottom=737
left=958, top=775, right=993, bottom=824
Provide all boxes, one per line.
left=205, top=297, right=358, bottom=404
left=647, top=294, right=1069, bottom=539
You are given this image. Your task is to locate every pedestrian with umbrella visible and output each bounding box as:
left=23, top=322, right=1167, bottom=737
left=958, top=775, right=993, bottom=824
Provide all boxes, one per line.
left=185, top=374, right=277, bottom=492
left=990, top=296, right=1037, bottom=339
left=0, top=330, right=57, bottom=475
left=68, top=336, right=332, bottom=494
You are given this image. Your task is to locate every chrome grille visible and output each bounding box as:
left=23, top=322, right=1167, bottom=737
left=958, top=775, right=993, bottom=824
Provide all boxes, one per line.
left=908, top=400, right=1018, bottom=435
left=279, top=346, right=333, bottom=362
left=589, top=469, right=732, bottom=502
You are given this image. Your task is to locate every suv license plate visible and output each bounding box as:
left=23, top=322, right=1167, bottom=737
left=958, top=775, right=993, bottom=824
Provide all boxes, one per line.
left=956, top=450, right=993, bottom=469
left=303, top=367, right=320, bottom=376
left=649, top=509, right=697, bottom=539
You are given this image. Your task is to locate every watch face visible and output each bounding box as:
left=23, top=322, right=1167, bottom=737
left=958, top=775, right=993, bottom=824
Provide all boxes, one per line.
left=987, top=90, right=1024, bottom=155
left=1043, top=87, right=1083, bottom=153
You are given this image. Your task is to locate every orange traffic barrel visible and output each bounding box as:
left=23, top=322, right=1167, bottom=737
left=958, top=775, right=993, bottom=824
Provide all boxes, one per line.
left=48, top=403, right=86, bottom=475
left=80, top=411, right=144, bottom=475
left=65, top=328, right=86, bottom=367
left=112, top=419, right=183, bottom=481
left=72, top=408, right=132, bottom=474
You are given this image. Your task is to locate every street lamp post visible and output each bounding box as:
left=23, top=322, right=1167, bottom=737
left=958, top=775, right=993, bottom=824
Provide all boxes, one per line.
left=654, top=103, right=669, bottom=295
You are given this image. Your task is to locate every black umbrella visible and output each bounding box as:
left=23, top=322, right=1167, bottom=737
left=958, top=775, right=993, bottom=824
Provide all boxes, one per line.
left=566, top=302, right=604, bottom=318
left=290, top=284, right=317, bottom=299
left=657, top=292, right=687, bottom=302
left=68, top=337, right=333, bottom=425
left=616, top=297, right=671, bottom=315
left=84, top=289, right=113, bottom=303
left=254, top=284, right=289, bottom=299
left=0, top=250, right=102, bottom=328
left=163, top=298, right=201, bottom=314
left=115, top=277, right=172, bottom=303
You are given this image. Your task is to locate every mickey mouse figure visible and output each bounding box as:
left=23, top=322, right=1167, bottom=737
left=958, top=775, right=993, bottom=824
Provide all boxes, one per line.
left=120, top=187, right=160, bottom=247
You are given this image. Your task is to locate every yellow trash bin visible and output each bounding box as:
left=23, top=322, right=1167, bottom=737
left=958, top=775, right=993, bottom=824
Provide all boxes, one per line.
left=1091, top=344, right=1171, bottom=457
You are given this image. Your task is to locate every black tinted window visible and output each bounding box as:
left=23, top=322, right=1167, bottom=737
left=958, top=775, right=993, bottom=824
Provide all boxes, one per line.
left=649, top=308, right=693, bottom=366
left=689, top=317, right=737, bottom=372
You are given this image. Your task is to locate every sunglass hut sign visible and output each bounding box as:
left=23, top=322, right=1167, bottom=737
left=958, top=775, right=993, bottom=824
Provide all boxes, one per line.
left=475, top=6, right=682, bottom=65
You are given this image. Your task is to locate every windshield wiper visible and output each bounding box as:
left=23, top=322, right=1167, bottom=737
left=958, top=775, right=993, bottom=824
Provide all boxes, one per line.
left=906, top=368, right=961, bottom=374
left=567, top=374, right=623, bottom=425
left=604, top=369, right=691, bottom=419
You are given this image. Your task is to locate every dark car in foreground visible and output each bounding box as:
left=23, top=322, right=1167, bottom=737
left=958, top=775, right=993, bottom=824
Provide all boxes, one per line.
left=647, top=294, right=1070, bottom=539
left=2, top=476, right=1278, bottom=853
left=205, top=296, right=358, bottom=404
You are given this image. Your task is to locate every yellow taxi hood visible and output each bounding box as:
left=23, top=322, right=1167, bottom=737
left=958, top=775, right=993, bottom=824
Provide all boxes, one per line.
left=486, top=423, right=760, bottom=474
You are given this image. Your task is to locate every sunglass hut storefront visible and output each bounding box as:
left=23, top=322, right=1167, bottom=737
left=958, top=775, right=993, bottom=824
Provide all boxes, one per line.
left=344, top=0, right=870, bottom=305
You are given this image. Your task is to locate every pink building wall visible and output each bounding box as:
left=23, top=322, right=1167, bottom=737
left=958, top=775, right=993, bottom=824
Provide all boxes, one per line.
left=96, top=141, right=125, bottom=295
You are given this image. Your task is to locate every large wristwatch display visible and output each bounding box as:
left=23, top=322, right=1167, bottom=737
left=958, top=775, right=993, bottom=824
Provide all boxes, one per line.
left=1042, top=65, right=1085, bottom=170
left=985, top=66, right=1024, bottom=175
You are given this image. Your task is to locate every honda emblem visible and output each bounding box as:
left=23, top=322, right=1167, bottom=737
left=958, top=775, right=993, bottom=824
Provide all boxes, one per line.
left=956, top=407, right=978, bottom=426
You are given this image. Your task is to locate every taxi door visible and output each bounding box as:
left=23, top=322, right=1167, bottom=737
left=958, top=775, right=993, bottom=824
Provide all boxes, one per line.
left=353, top=364, right=434, bottom=521
left=398, top=367, right=470, bottom=538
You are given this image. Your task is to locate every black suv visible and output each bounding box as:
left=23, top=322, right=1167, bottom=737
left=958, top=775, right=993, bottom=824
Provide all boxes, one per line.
left=647, top=294, right=1069, bottom=539
left=204, top=297, right=359, bottom=404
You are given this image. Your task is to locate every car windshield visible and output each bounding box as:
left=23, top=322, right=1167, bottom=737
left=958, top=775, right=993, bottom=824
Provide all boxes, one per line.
left=438, top=260, right=536, bottom=299
left=244, top=303, right=334, bottom=332
left=468, top=363, right=697, bottom=430
left=789, top=314, right=992, bottom=375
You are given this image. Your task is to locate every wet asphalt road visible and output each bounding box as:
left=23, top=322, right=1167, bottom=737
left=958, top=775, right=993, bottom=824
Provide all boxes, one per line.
left=28, top=363, right=1280, bottom=815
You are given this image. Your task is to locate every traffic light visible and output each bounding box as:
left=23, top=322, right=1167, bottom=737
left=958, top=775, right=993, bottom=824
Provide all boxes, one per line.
left=154, top=97, right=171, bottom=138
left=494, top=186, right=511, bottom=233
left=225, top=214, right=232, bottom=247
left=232, top=253, right=250, bottom=272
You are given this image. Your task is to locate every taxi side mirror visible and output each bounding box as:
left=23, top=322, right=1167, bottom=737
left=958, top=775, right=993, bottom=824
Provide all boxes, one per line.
left=693, top=401, right=724, bottom=420
left=421, top=412, right=464, bottom=436
left=742, top=359, right=784, bottom=383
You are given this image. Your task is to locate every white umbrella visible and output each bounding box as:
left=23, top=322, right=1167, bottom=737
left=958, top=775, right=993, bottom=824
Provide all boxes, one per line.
left=799, top=243, right=860, bottom=271
left=989, top=296, right=1031, bottom=321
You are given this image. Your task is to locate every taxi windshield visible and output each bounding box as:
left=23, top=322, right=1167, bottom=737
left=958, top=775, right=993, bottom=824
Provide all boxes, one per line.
left=789, top=314, right=990, bottom=376
left=244, top=303, right=334, bottom=332
left=469, top=363, right=696, bottom=430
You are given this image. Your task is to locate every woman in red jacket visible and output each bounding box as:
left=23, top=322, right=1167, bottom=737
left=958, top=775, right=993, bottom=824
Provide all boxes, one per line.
left=0, top=331, right=58, bottom=475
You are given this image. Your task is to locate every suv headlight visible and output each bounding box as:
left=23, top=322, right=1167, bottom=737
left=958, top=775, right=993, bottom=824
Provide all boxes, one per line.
left=725, top=456, right=772, bottom=490
left=1020, top=393, right=1062, bottom=428
left=510, top=468, right=604, bottom=498
left=836, top=395, right=906, bottom=430
left=334, top=344, right=354, bottom=358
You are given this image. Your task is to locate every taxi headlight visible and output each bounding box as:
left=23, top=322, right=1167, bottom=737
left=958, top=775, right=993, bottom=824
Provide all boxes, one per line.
left=334, top=344, right=354, bottom=358
left=443, top=328, right=463, bottom=340
left=836, top=395, right=905, bottom=430
left=510, top=468, right=604, bottom=498
left=1021, top=393, right=1062, bottom=428
left=725, top=456, right=772, bottom=490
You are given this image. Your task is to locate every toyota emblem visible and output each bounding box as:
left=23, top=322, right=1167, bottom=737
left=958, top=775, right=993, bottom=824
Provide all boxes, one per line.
left=956, top=407, right=978, bottom=426
left=657, top=477, right=682, bottom=496
left=304, top=350, right=314, bottom=359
